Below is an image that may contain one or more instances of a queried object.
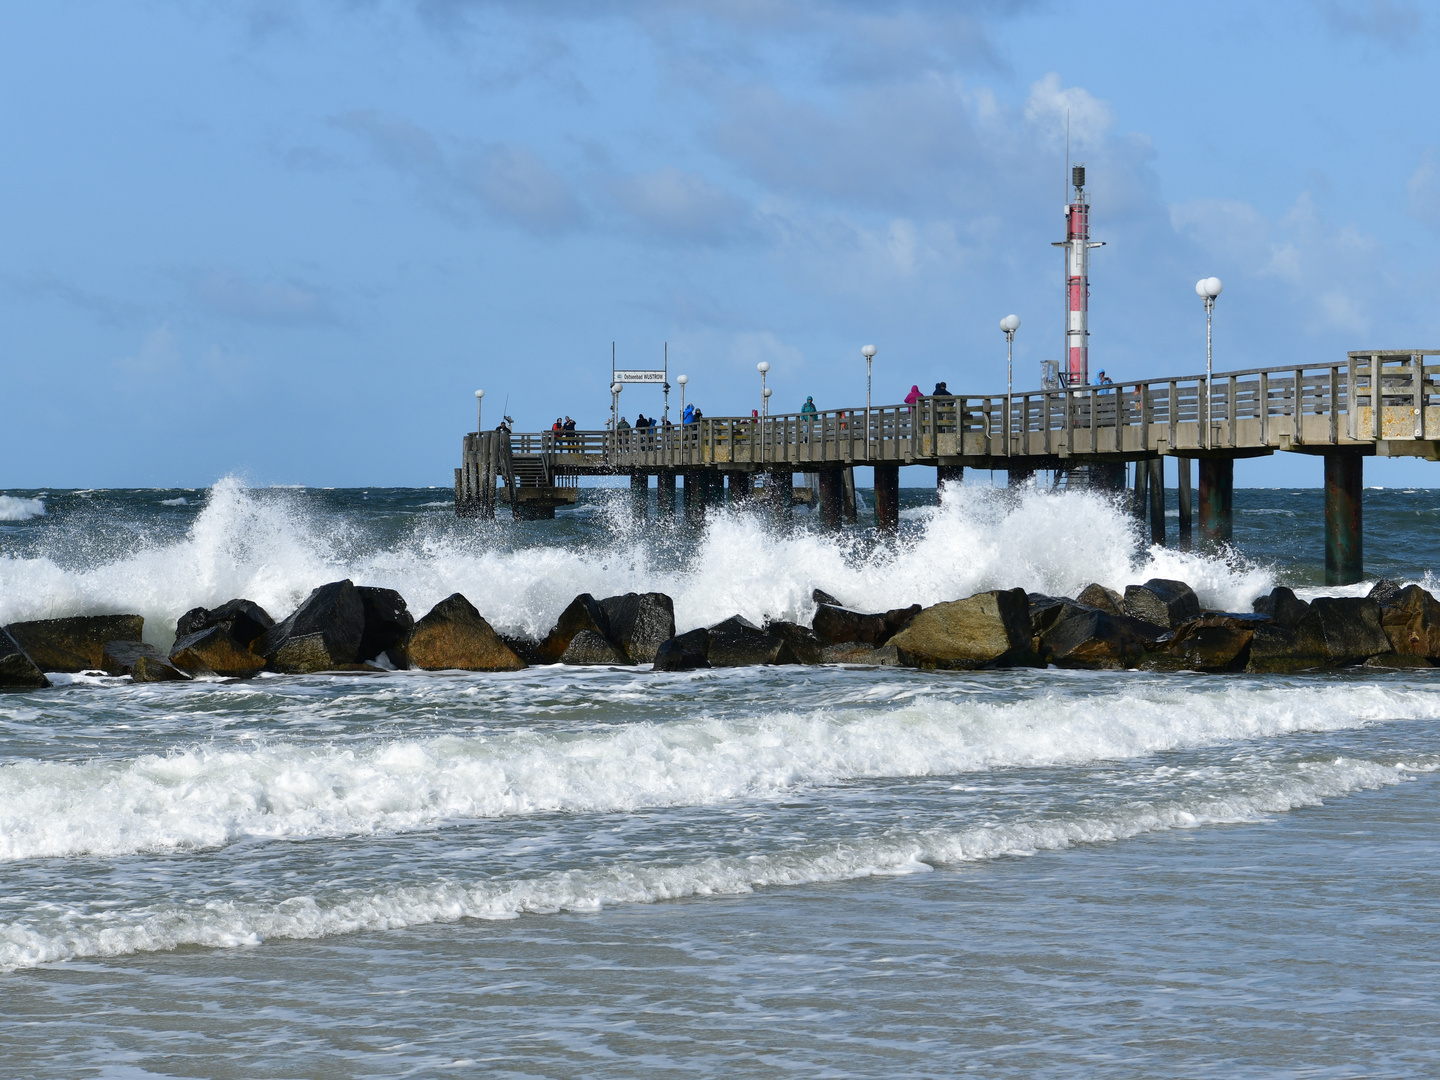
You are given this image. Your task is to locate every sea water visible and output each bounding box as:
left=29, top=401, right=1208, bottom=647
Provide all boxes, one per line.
left=2, top=480, right=1440, bottom=1077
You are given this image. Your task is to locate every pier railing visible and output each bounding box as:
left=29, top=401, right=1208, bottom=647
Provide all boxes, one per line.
left=467, top=351, right=1440, bottom=478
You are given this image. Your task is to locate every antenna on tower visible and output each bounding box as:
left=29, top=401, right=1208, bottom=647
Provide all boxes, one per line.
left=1065, top=109, right=1070, bottom=202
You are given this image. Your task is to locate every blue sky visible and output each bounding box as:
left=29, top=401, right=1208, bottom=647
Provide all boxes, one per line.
left=3, top=0, right=1438, bottom=487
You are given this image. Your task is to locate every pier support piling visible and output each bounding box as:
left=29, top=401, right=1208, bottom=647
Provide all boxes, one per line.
left=1177, top=458, right=1192, bottom=551
left=937, top=465, right=963, bottom=501
left=1198, top=457, right=1234, bottom=546
left=629, top=473, right=648, bottom=522
left=728, top=472, right=752, bottom=506
left=841, top=468, right=858, bottom=524
left=657, top=471, right=676, bottom=519
left=1147, top=457, right=1165, bottom=546
left=769, top=469, right=793, bottom=522
left=1008, top=466, right=1035, bottom=489
left=1324, top=451, right=1364, bottom=586
left=683, top=472, right=705, bottom=524
left=818, top=469, right=843, bottom=532
left=1132, top=458, right=1148, bottom=523
left=874, top=464, right=900, bottom=533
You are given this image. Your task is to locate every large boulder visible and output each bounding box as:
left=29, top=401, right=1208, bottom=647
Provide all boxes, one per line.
left=811, top=603, right=920, bottom=646
left=538, top=594, right=611, bottom=663
left=1076, top=583, right=1124, bottom=617
left=598, top=592, right=676, bottom=663
left=256, top=580, right=366, bottom=674
left=707, top=616, right=797, bottom=667
left=174, top=599, right=274, bottom=649
left=820, top=642, right=900, bottom=666
left=561, top=629, right=634, bottom=666
left=102, top=640, right=190, bottom=682
left=1123, top=579, right=1201, bottom=629
left=0, top=627, right=50, bottom=689
left=4, top=614, right=145, bottom=673
left=1377, top=584, right=1440, bottom=659
left=356, top=587, right=414, bottom=665
left=1141, top=615, right=1256, bottom=673
left=1302, top=597, right=1392, bottom=665
left=888, top=589, right=1036, bottom=670
left=399, top=593, right=526, bottom=671
left=764, top=620, right=825, bottom=664
left=1247, top=622, right=1328, bottom=673
left=1251, top=587, right=1310, bottom=630
left=653, top=628, right=711, bottom=671
left=169, top=627, right=266, bottom=678
left=1042, top=609, right=1166, bottom=670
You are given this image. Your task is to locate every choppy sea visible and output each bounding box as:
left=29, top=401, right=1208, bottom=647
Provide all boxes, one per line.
left=3, top=478, right=1440, bottom=1078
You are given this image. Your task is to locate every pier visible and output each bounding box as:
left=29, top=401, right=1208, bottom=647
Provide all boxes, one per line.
left=457, top=350, right=1440, bottom=585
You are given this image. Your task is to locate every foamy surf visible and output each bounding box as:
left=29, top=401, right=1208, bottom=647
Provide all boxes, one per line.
left=3, top=680, right=1432, bottom=862
left=0, top=754, right=1414, bottom=972
left=0, top=495, right=45, bottom=522
left=0, top=477, right=1278, bottom=645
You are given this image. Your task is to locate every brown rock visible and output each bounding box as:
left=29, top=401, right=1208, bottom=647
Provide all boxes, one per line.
left=1123, top=579, right=1201, bottom=629
left=1246, top=622, right=1328, bottom=673
left=174, top=599, right=274, bottom=649
left=1303, top=597, right=1392, bottom=665
left=764, top=620, right=825, bottom=664
left=888, top=589, right=1036, bottom=670
left=400, top=594, right=527, bottom=671
left=102, top=640, right=190, bottom=682
left=812, top=603, right=921, bottom=646
left=169, top=627, right=265, bottom=678
left=256, top=581, right=366, bottom=673
left=537, top=594, right=611, bottom=663
left=1076, top=583, right=1124, bottom=616
left=1251, top=587, right=1309, bottom=630
left=4, top=614, right=145, bottom=673
left=1042, top=609, right=1166, bottom=670
left=1142, top=617, right=1254, bottom=673
left=0, top=627, right=50, bottom=689
left=1377, top=584, right=1440, bottom=659
left=820, top=642, right=900, bottom=666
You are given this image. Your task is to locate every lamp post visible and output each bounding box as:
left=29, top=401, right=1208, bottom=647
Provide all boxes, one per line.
left=757, top=361, right=770, bottom=417
left=999, top=315, right=1020, bottom=451
left=610, top=381, right=622, bottom=445
left=861, top=344, right=876, bottom=449
left=474, top=389, right=484, bottom=433
left=1196, top=277, right=1222, bottom=446
left=677, top=374, right=688, bottom=419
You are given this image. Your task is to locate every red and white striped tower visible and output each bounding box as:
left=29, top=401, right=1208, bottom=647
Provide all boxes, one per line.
left=1056, top=164, right=1103, bottom=386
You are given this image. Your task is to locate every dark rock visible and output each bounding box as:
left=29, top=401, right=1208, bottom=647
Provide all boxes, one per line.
left=356, top=586, right=414, bottom=664
left=1362, top=653, right=1435, bottom=669
left=811, top=603, right=921, bottom=646
left=0, top=627, right=50, bottom=689
left=174, top=599, right=274, bottom=649
left=561, top=629, right=634, bottom=665
left=812, top=588, right=843, bottom=606
left=1076, top=583, right=1124, bottom=617
left=4, top=614, right=145, bottom=673
left=1043, top=609, right=1167, bottom=670
left=538, top=594, right=611, bottom=663
left=1368, top=579, right=1404, bottom=607
left=598, top=592, right=676, bottom=663
left=707, top=615, right=797, bottom=667
left=1251, top=587, right=1310, bottom=630
left=1246, top=622, right=1328, bottom=673
left=1303, top=597, right=1392, bottom=665
left=169, top=627, right=265, bottom=678
left=653, top=628, right=711, bottom=671
left=256, top=580, right=366, bottom=674
left=1141, top=616, right=1254, bottom=673
left=820, top=642, right=900, bottom=666
left=1123, top=579, right=1201, bottom=629
left=764, top=620, right=825, bottom=664
left=888, top=589, right=1037, bottom=670
left=102, top=640, right=190, bottom=682
left=1378, top=584, right=1440, bottom=659
left=399, top=593, right=526, bottom=671
left=500, top=635, right=547, bottom=667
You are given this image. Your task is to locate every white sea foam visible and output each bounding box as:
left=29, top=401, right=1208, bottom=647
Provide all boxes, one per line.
left=0, top=477, right=1277, bottom=644
left=0, top=754, right=1415, bottom=971
left=0, top=495, right=45, bottom=522
left=2, top=681, right=1431, bottom=862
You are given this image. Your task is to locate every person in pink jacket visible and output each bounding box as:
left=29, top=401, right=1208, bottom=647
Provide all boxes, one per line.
left=904, top=384, right=923, bottom=407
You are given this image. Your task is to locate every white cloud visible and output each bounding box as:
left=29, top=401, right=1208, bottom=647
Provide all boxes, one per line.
left=609, top=167, right=751, bottom=243
left=1023, top=72, right=1115, bottom=150
left=118, top=324, right=180, bottom=374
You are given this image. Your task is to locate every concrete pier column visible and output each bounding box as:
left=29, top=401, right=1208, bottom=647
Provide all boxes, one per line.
left=1324, top=452, right=1364, bottom=586
left=657, top=471, right=677, bottom=519
left=1198, top=457, right=1234, bottom=546
left=683, top=472, right=705, bottom=524
left=1132, top=458, right=1148, bottom=522
left=874, top=464, right=900, bottom=533
left=629, top=473, right=649, bottom=522
left=769, top=469, right=793, bottom=522
left=818, top=468, right=843, bottom=531
left=841, top=468, right=858, bottom=524
left=1008, top=466, right=1035, bottom=489
left=1177, top=457, right=1193, bottom=551
left=705, top=470, right=726, bottom=507
left=1147, top=457, right=1165, bottom=546
left=728, top=472, right=752, bottom=505
left=937, top=464, right=963, bottom=501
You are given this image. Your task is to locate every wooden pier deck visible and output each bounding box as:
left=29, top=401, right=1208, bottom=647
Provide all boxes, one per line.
left=457, top=350, right=1440, bottom=584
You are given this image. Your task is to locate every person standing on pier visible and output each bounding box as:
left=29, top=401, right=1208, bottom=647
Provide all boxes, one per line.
left=801, top=395, right=817, bottom=442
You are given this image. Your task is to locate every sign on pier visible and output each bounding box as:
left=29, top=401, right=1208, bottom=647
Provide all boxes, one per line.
left=613, top=370, right=667, bottom=384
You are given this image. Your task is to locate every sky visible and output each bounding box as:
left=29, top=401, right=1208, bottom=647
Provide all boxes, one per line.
left=3, top=0, right=1440, bottom=487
